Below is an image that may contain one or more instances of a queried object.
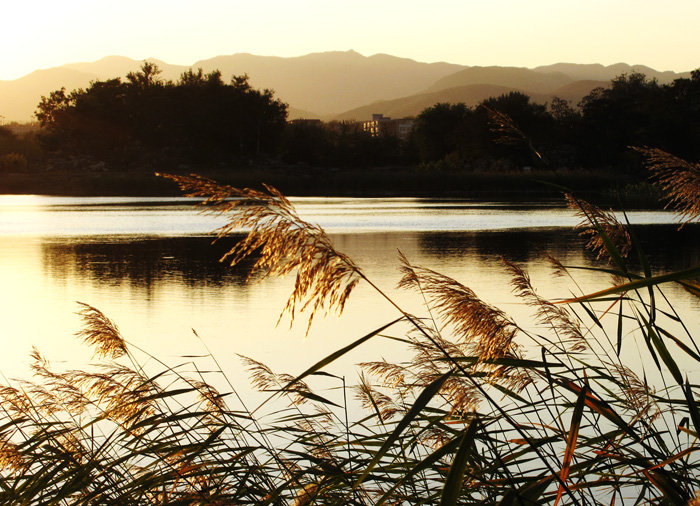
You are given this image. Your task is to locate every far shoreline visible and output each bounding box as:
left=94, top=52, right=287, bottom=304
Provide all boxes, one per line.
left=0, top=166, right=660, bottom=207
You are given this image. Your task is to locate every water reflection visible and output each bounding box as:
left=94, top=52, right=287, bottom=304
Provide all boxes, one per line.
left=1, top=199, right=698, bottom=391
left=40, top=236, right=255, bottom=291
left=417, top=225, right=700, bottom=272
left=36, top=226, right=699, bottom=312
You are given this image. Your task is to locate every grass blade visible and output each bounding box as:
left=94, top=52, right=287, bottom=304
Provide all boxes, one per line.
left=351, top=369, right=454, bottom=492
left=558, top=264, right=700, bottom=304
left=440, top=417, right=479, bottom=506
left=554, top=385, right=587, bottom=506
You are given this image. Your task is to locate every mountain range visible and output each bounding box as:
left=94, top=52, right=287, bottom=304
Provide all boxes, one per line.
left=0, top=51, right=692, bottom=124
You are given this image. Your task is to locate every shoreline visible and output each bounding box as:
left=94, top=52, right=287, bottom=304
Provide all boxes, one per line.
left=0, top=166, right=651, bottom=202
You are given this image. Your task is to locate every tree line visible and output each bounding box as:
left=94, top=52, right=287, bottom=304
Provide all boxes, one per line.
left=412, top=70, right=700, bottom=172
left=34, top=62, right=287, bottom=169
left=1, top=64, right=699, bottom=173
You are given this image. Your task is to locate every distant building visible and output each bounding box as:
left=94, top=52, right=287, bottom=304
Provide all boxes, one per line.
left=362, top=114, right=414, bottom=140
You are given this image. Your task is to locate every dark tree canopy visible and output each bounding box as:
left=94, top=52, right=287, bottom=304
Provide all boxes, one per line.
left=411, top=93, right=554, bottom=169
left=409, top=71, right=700, bottom=172
left=577, top=71, right=700, bottom=167
left=36, top=63, right=288, bottom=169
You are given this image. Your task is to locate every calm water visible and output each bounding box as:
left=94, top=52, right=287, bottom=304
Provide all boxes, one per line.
left=0, top=196, right=698, bottom=396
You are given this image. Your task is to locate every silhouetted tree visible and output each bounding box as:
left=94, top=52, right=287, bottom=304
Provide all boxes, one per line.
left=36, top=63, right=287, bottom=169
left=412, top=103, right=471, bottom=162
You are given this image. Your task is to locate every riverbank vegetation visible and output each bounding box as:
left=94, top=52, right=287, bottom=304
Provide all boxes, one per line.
left=1, top=65, right=699, bottom=199
left=0, top=149, right=697, bottom=503
left=0, top=165, right=645, bottom=202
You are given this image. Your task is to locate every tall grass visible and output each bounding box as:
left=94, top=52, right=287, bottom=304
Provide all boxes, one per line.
left=0, top=150, right=698, bottom=504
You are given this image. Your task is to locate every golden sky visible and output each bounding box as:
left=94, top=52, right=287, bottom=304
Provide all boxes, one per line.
left=2, top=0, right=698, bottom=80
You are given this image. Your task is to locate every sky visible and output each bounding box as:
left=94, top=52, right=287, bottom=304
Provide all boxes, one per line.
left=1, top=0, right=698, bottom=80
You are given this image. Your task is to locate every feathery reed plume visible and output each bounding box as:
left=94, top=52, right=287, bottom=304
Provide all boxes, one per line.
left=504, top=259, right=586, bottom=352
left=633, top=147, right=700, bottom=224
left=546, top=254, right=569, bottom=278
left=0, top=386, right=34, bottom=418
left=397, top=254, right=531, bottom=398
left=610, top=364, right=660, bottom=423
left=69, top=364, right=157, bottom=425
left=191, top=379, right=226, bottom=414
left=29, top=348, right=89, bottom=414
left=398, top=253, right=519, bottom=363
left=75, top=302, right=127, bottom=359
left=354, top=373, right=398, bottom=421
left=159, top=174, right=361, bottom=333
left=239, top=355, right=313, bottom=406
left=566, top=193, right=632, bottom=261
left=359, top=360, right=407, bottom=390
left=0, top=436, right=26, bottom=472
left=483, top=106, right=545, bottom=162
left=292, top=483, right=319, bottom=506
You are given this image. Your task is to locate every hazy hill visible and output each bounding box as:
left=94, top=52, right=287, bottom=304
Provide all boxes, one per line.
left=191, top=50, right=464, bottom=115
left=288, top=107, right=321, bottom=120
left=0, top=56, right=189, bottom=123
left=533, top=63, right=689, bottom=83
left=333, top=84, right=543, bottom=121
left=425, top=66, right=574, bottom=94
left=0, top=52, right=692, bottom=124
left=551, top=80, right=610, bottom=103
left=62, top=55, right=189, bottom=81
left=333, top=80, right=609, bottom=121
left=0, top=51, right=463, bottom=122
left=1, top=67, right=96, bottom=123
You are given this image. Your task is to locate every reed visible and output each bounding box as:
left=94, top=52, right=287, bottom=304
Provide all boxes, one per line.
left=0, top=150, right=697, bottom=504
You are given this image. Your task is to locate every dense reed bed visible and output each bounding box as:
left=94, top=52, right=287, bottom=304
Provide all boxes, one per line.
left=0, top=149, right=698, bottom=504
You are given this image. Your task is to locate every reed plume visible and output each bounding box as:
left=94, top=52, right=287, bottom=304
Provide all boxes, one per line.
left=354, top=372, right=399, bottom=421
left=504, top=259, right=586, bottom=352
left=398, top=253, right=520, bottom=364
left=68, top=364, right=158, bottom=425
left=75, top=302, right=127, bottom=359
left=0, top=437, right=25, bottom=472
left=395, top=253, right=531, bottom=410
left=160, top=174, right=361, bottom=333
left=191, top=379, right=226, bottom=414
left=239, top=354, right=314, bottom=406
left=634, top=146, right=700, bottom=224
left=566, top=193, right=632, bottom=261
left=483, top=105, right=545, bottom=162
left=609, top=363, right=660, bottom=423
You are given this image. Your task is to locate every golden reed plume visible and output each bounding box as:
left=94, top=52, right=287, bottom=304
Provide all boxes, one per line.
left=566, top=194, right=632, bottom=262
left=398, top=252, right=519, bottom=363
left=159, top=174, right=361, bottom=333
left=75, top=302, right=127, bottom=359
left=634, top=147, right=700, bottom=225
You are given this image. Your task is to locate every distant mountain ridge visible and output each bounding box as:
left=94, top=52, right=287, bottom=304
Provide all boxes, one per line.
left=333, top=79, right=613, bottom=121
left=0, top=52, right=692, bottom=123
left=188, top=50, right=463, bottom=116
left=533, top=63, right=686, bottom=83
left=425, top=66, right=573, bottom=94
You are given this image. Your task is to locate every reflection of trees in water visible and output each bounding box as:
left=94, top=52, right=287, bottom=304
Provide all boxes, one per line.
left=38, top=225, right=699, bottom=296
left=417, top=229, right=584, bottom=264
left=417, top=225, right=700, bottom=273
left=40, top=236, right=258, bottom=291
left=631, top=225, right=700, bottom=271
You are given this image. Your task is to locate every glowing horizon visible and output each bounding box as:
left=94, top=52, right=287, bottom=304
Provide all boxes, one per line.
left=2, top=0, right=699, bottom=81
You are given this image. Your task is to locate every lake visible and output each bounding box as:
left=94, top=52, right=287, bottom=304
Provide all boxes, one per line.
left=0, top=196, right=698, bottom=402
